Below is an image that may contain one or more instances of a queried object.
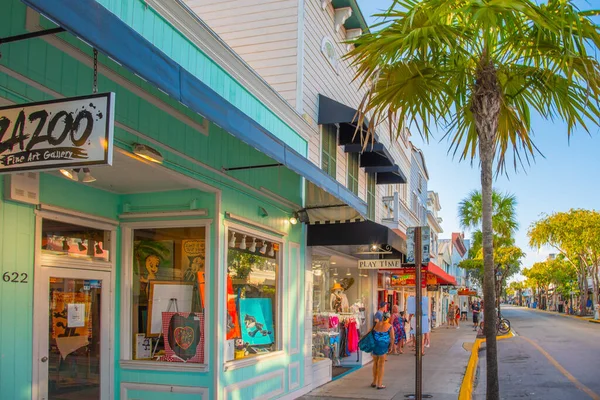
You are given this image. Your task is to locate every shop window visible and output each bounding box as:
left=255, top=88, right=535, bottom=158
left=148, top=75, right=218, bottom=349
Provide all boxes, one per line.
left=42, top=219, right=111, bottom=262
left=226, top=229, right=280, bottom=361
left=367, top=173, right=376, bottom=220
left=347, top=153, right=359, bottom=195
left=322, top=124, right=337, bottom=178
left=130, top=226, right=207, bottom=364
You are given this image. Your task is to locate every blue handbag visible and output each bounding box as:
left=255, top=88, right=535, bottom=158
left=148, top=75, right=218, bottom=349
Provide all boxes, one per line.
left=358, top=329, right=375, bottom=353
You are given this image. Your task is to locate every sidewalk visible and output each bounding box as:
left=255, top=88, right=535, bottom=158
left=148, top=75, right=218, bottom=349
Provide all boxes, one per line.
left=513, top=305, right=600, bottom=324
left=300, top=322, right=478, bottom=400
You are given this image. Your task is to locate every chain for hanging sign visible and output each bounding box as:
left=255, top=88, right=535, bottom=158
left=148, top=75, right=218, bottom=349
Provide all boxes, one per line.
left=93, top=48, right=98, bottom=94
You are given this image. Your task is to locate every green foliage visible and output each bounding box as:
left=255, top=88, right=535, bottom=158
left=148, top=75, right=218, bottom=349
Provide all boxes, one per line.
left=347, top=0, right=600, bottom=173
left=228, top=249, right=262, bottom=281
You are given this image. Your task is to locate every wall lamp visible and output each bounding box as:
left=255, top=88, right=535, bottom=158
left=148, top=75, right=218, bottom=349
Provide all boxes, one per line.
left=133, top=143, right=164, bottom=164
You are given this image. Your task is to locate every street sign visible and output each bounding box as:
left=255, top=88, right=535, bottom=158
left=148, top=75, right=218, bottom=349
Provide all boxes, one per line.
left=406, top=226, right=431, bottom=265
left=0, top=93, right=115, bottom=173
left=358, top=259, right=402, bottom=269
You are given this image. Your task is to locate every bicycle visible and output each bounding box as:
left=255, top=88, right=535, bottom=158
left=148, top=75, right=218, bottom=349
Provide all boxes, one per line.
left=477, top=314, right=510, bottom=336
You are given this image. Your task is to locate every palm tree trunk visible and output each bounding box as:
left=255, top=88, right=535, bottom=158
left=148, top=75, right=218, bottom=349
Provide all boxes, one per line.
left=472, top=57, right=501, bottom=400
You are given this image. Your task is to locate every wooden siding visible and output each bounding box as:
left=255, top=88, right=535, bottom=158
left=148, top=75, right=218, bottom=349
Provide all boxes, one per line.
left=184, top=0, right=300, bottom=107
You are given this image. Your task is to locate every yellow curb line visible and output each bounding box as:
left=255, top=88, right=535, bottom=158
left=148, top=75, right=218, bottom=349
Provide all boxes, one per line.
left=458, top=331, right=515, bottom=400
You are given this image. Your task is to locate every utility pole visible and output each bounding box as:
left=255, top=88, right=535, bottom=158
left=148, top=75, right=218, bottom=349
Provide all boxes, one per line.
left=415, top=226, right=423, bottom=400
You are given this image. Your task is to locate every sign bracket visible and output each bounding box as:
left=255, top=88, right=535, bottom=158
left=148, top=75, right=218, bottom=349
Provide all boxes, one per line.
left=0, top=27, right=66, bottom=46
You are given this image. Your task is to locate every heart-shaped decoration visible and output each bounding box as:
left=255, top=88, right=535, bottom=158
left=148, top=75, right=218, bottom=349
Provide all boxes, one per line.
left=174, top=326, right=195, bottom=350
left=167, top=313, right=201, bottom=361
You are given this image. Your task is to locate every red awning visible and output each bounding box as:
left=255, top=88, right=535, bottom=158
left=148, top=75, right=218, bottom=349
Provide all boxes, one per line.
left=426, top=262, right=457, bottom=286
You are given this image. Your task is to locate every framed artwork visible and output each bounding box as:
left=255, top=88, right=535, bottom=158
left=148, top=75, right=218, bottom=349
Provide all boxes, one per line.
left=147, top=281, right=194, bottom=337
left=182, top=239, right=205, bottom=282
left=135, top=240, right=174, bottom=283
left=239, top=298, right=274, bottom=346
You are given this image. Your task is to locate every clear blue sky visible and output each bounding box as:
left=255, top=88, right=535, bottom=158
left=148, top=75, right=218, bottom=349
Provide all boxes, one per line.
left=356, top=0, right=600, bottom=276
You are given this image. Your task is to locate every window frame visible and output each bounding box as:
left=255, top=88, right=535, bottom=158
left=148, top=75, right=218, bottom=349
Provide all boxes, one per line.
left=347, top=152, right=359, bottom=195
left=119, top=219, right=212, bottom=372
left=321, top=124, right=338, bottom=178
left=367, top=173, right=376, bottom=220
left=223, top=222, right=285, bottom=370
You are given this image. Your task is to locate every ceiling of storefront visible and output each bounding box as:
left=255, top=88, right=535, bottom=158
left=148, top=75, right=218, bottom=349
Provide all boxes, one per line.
left=51, top=150, right=194, bottom=194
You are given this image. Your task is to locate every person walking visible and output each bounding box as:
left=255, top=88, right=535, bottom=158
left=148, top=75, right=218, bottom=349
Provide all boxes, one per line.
left=471, top=301, right=480, bottom=331
left=371, top=312, right=394, bottom=390
left=446, top=302, right=455, bottom=328
left=374, top=301, right=387, bottom=324
left=389, top=305, right=405, bottom=354
left=454, top=304, right=461, bottom=329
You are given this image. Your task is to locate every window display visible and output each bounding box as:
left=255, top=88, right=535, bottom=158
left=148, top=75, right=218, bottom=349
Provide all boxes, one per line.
left=131, top=226, right=206, bottom=364
left=42, top=219, right=110, bottom=261
left=226, top=230, right=279, bottom=360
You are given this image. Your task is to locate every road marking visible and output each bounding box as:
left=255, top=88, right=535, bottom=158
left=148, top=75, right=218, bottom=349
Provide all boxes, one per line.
left=520, top=336, right=600, bottom=400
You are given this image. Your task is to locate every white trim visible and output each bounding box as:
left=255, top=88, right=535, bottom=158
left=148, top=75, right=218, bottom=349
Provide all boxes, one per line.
left=120, top=382, right=209, bottom=400
left=119, top=360, right=208, bottom=372
left=289, top=361, right=301, bottom=390
left=223, top=369, right=285, bottom=400
left=37, top=204, right=119, bottom=227
left=119, top=209, right=208, bottom=219
left=213, top=191, right=223, bottom=396
left=146, top=0, right=315, bottom=142
left=224, top=212, right=287, bottom=237
left=295, top=0, right=306, bottom=114
left=119, top=219, right=212, bottom=370
left=288, top=242, right=302, bottom=355
left=24, top=9, right=209, bottom=136
left=223, top=350, right=285, bottom=372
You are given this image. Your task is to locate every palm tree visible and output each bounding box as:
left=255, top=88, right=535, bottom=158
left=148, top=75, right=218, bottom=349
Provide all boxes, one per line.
left=347, top=2, right=600, bottom=398
left=459, top=190, right=518, bottom=242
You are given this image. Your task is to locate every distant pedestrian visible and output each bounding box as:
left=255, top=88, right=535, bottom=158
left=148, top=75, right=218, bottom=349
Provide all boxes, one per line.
left=461, top=302, right=468, bottom=321
left=454, top=305, right=461, bottom=329
left=371, top=312, right=394, bottom=390
left=374, top=301, right=387, bottom=324
left=447, top=302, right=455, bottom=328
left=471, top=302, right=480, bottom=331
left=389, top=305, right=405, bottom=355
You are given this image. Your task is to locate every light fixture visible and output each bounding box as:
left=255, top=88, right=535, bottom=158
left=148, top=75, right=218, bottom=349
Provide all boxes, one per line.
left=60, top=169, right=78, bottom=181
left=268, top=244, right=275, bottom=257
left=346, top=268, right=352, bottom=276
left=95, top=243, right=103, bottom=254
left=239, top=235, right=247, bottom=250
left=259, top=241, right=267, bottom=255
left=333, top=268, right=338, bottom=276
left=331, top=261, right=337, bottom=265
left=78, top=241, right=87, bottom=251
left=133, top=143, right=164, bottom=164
left=371, top=244, right=378, bottom=251
left=249, top=238, right=257, bottom=252
left=82, top=168, right=96, bottom=183
left=258, top=206, right=269, bottom=218
left=314, top=270, right=322, bottom=276
left=229, top=232, right=237, bottom=248
left=289, top=212, right=299, bottom=225
left=62, top=239, right=70, bottom=251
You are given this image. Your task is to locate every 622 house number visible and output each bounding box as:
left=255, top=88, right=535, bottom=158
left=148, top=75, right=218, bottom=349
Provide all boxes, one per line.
left=2, top=272, right=28, bottom=283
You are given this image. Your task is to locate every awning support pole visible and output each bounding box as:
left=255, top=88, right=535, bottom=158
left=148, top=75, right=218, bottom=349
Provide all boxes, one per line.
left=222, top=163, right=283, bottom=172
left=0, top=27, right=66, bottom=45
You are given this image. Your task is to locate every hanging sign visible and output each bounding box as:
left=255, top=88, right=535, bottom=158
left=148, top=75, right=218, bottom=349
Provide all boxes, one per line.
left=358, top=259, right=402, bottom=269
left=406, top=226, right=431, bottom=265
left=0, top=92, right=114, bottom=173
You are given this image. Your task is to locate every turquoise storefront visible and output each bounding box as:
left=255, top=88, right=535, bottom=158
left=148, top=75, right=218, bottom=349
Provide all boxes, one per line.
left=0, top=0, right=366, bottom=399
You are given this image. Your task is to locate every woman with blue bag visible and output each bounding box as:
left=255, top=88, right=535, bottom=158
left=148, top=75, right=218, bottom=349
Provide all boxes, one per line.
left=369, top=312, right=394, bottom=389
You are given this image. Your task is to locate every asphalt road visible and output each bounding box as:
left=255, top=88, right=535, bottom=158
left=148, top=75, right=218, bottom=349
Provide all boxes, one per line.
left=474, top=305, right=600, bottom=400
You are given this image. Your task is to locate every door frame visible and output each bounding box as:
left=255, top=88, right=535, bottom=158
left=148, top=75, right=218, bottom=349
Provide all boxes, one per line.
left=32, top=208, right=117, bottom=400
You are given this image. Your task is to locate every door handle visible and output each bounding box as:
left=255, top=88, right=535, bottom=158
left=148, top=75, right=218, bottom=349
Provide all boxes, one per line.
left=41, top=356, right=48, bottom=363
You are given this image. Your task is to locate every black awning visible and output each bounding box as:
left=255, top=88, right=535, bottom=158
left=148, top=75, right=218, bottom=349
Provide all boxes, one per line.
left=318, top=94, right=364, bottom=126
left=344, top=142, right=394, bottom=168
left=307, top=220, right=407, bottom=255
left=365, top=164, right=408, bottom=184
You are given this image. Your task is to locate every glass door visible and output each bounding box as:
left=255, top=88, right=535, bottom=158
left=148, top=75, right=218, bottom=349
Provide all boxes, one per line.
left=36, top=267, right=110, bottom=400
